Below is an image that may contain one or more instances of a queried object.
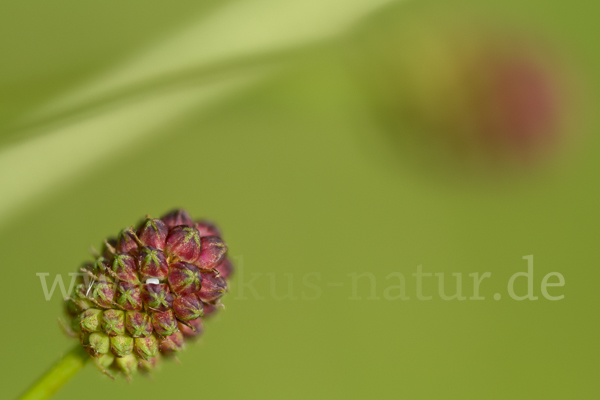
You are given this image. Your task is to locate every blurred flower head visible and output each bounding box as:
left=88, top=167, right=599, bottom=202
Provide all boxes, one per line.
left=348, top=2, right=578, bottom=172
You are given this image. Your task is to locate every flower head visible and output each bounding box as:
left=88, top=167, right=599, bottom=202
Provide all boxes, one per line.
left=350, top=4, right=574, bottom=168
left=64, top=209, right=233, bottom=378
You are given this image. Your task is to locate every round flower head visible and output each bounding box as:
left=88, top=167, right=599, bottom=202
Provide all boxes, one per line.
left=64, top=209, right=233, bottom=378
left=349, top=3, right=576, bottom=171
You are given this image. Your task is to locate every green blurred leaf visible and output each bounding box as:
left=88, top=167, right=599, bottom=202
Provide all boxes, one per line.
left=0, top=0, right=398, bottom=226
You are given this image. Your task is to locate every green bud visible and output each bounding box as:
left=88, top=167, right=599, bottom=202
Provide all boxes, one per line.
left=138, top=356, right=159, bottom=372
left=97, top=353, right=115, bottom=369
left=115, top=354, right=138, bottom=376
left=70, top=316, right=82, bottom=333
left=135, top=336, right=158, bottom=360
left=88, top=332, right=110, bottom=355
left=110, top=335, right=134, bottom=357
left=66, top=284, right=92, bottom=315
left=65, top=297, right=86, bottom=316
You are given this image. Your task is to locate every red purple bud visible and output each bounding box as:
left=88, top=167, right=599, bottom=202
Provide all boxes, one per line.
left=90, top=281, right=116, bottom=309
left=173, top=294, right=204, bottom=321
left=198, top=271, right=228, bottom=303
left=115, top=282, right=143, bottom=311
left=161, top=209, right=194, bottom=228
left=168, top=262, right=202, bottom=295
left=215, top=258, right=234, bottom=280
left=194, top=220, right=221, bottom=238
left=141, top=283, right=174, bottom=312
left=101, top=309, right=125, bottom=336
left=116, top=227, right=139, bottom=255
left=197, top=236, right=227, bottom=270
left=137, top=218, right=168, bottom=250
left=165, top=226, right=202, bottom=263
left=201, top=301, right=219, bottom=318
left=125, top=311, right=153, bottom=337
left=111, top=253, right=139, bottom=284
left=159, top=332, right=185, bottom=353
left=138, top=247, right=169, bottom=281
left=178, top=317, right=204, bottom=338
left=152, top=310, right=178, bottom=336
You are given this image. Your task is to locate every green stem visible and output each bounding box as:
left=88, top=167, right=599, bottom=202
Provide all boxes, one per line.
left=19, top=345, right=89, bottom=400
left=1, top=38, right=336, bottom=147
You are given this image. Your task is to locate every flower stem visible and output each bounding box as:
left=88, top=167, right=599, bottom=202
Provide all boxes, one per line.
left=19, top=345, right=89, bottom=400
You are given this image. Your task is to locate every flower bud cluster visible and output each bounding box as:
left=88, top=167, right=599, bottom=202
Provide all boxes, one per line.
left=65, top=209, right=233, bottom=377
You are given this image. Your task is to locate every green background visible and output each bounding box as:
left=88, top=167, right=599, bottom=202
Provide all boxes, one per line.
left=1, top=0, right=598, bottom=399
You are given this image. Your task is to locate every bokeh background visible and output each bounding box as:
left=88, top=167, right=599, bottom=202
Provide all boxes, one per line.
left=1, top=0, right=598, bottom=399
